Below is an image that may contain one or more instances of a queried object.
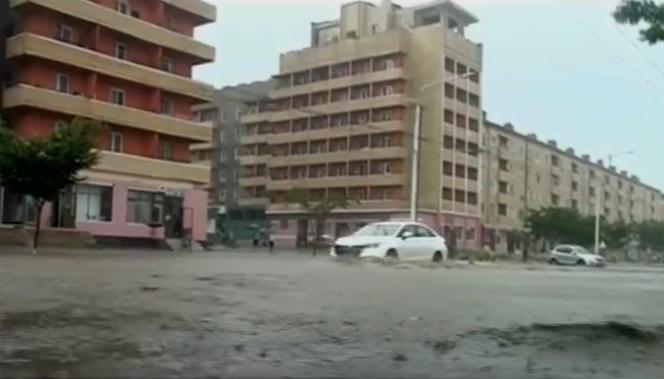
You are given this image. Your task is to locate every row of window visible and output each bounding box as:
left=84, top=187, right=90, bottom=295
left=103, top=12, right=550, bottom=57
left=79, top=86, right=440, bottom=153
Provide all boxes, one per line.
left=55, top=22, right=176, bottom=73
left=442, top=188, right=479, bottom=205
left=275, top=55, right=402, bottom=89
left=73, top=185, right=167, bottom=225
left=444, top=57, right=480, bottom=84
left=262, top=160, right=399, bottom=180
left=244, top=110, right=403, bottom=138
left=442, top=161, right=479, bottom=181
left=443, top=110, right=480, bottom=131
left=54, top=72, right=177, bottom=116
left=443, top=84, right=480, bottom=107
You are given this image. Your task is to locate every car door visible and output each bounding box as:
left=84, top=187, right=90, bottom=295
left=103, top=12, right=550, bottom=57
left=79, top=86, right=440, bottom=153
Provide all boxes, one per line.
left=414, top=225, right=439, bottom=259
left=396, top=224, right=422, bottom=260
left=554, top=246, right=573, bottom=265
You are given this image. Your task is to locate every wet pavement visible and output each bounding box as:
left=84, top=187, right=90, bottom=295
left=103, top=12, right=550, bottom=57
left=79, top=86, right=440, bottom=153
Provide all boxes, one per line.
left=1, top=252, right=663, bottom=378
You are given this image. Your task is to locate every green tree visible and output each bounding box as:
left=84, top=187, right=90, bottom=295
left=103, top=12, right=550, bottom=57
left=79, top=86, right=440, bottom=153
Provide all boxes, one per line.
left=634, top=220, right=664, bottom=251
left=602, top=220, right=633, bottom=250
left=614, top=0, right=664, bottom=44
left=287, top=188, right=359, bottom=256
left=524, top=207, right=595, bottom=249
left=0, top=118, right=102, bottom=253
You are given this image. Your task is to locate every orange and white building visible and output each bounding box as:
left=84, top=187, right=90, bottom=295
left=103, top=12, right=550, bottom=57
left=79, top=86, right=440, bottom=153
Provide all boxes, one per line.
left=0, top=0, right=216, bottom=246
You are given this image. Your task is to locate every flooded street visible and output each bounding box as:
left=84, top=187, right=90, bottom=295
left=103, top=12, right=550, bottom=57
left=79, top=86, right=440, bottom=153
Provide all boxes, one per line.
left=1, top=252, right=663, bottom=378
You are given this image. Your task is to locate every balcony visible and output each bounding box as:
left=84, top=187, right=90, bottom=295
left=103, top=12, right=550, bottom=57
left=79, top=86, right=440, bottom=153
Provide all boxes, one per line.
left=269, top=94, right=408, bottom=123
left=271, top=120, right=404, bottom=144
left=239, top=177, right=269, bottom=187
left=240, top=111, right=271, bottom=124
left=271, top=67, right=407, bottom=98
left=280, top=28, right=407, bottom=73
left=269, top=146, right=408, bottom=166
left=238, top=155, right=270, bottom=165
left=162, top=0, right=216, bottom=24
left=3, top=84, right=211, bottom=142
left=7, top=34, right=214, bottom=101
left=267, top=174, right=406, bottom=191
left=10, top=0, right=215, bottom=62
left=190, top=142, right=213, bottom=152
left=94, top=151, right=210, bottom=184
left=241, top=134, right=270, bottom=145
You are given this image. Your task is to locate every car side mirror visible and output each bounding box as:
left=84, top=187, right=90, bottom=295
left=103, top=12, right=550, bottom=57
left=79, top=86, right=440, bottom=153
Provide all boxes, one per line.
left=401, top=231, right=414, bottom=240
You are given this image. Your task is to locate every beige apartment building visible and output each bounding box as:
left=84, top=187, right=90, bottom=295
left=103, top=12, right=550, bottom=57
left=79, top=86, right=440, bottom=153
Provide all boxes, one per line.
left=483, top=120, right=664, bottom=246
left=239, top=0, right=484, bottom=248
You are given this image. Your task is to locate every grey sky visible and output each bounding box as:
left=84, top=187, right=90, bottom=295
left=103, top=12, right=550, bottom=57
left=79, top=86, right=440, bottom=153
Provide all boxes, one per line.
left=195, top=0, right=664, bottom=189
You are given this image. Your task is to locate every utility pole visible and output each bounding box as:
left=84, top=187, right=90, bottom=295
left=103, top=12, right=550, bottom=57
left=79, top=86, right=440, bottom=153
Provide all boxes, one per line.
left=409, top=103, right=421, bottom=221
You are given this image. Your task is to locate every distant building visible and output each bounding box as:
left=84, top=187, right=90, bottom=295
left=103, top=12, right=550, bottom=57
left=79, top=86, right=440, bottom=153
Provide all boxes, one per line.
left=192, top=81, right=275, bottom=241
left=239, top=0, right=484, bottom=248
left=482, top=120, right=663, bottom=249
left=0, top=0, right=216, bottom=246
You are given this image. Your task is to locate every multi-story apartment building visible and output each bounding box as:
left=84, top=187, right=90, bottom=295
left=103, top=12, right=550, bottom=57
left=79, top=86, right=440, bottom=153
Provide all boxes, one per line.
left=239, top=0, right=484, bottom=248
left=483, top=120, right=663, bottom=246
left=192, top=81, right=275, bottom=240
left=0, top=0, right=216, bottom=245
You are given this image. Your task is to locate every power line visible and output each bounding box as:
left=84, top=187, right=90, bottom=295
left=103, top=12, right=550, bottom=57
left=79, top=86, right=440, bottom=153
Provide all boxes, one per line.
left=613, top=24, right=664, bottom=81
left=587, top=29, right=664, bottom=96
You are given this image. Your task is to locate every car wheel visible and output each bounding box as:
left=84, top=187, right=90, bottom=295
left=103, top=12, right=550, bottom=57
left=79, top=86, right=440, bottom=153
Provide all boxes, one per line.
left=432, top=251, right=443, bottom=263
left=549, top=258, right=559, bottom=265
left=576, top=259, right=586, bottom=266
left=386, top=249, right=399, bottom=260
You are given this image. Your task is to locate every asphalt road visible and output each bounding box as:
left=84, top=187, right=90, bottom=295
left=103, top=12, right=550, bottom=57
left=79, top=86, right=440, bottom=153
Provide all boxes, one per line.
left=0, top=252, right=662, bottom=378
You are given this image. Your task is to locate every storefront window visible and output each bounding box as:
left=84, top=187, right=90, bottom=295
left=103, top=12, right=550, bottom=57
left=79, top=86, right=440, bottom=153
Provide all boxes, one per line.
left=127, top=191, right=165, bottom=224
left=75, top=184, right=112, bottom=222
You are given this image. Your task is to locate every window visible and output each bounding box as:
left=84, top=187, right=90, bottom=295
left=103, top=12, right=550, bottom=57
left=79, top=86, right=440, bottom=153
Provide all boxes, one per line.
left=551, top=194, right=559, bottom=206
left=159, top=140, right=173, bottom=160
left=572, top=181, right=579, bottom=191
left=499, top=181, right=508, bottom=194
left=114, top=42, right=127, bottom=60
left=445, top=57, right=455, bottom=73
left=499, top=159, right=509, bottom=172
left=467, top=192, right=478, bottom=205
left=469, top=94, right=479, bottom=107
left=110, top=88, right=125, bottom=105
left=444, top=109, right=454, bottom=124
left=380, top=59, right=394, bottom=70
left=56, top=24, right=73, bottom=43
left=55, top=73, right=70, bottom=93
left=110, top=132, right=123, bottom=153
left=499, top=136, right=508, bottom=148
left=380, top=85, right=394, bottom=96
left=75, top=184, right=112, bottom=222
left=116, top=0, right=129, bottom=14
left=551, top=155, right=559, bottom=166
left=127, top=190, right=165, bottom=224
left=498, top=203, right=508, bottom=216
left=572, top=199, right=579, bottom=209
left=443, top=187, right=453, bottom=200
left=443, top=161, right=453, bottom=175
left=280, top=219, right=289, bottom=230
left=572, top=163, right=579, bottom=173
left=415, top=225, right=436, bottom=237
left=161, top=57, right=175, bottom=73
left=468, top=167, right=478, bottom=181
left=589, top=170, right=595, bottom=179
left=466, top=228, right=475, bottom=240
left=456, top=88, right=467, bottom=103
left=161, top=98, right=174, bottom=116
left=552, top=174, right=560, bottom=186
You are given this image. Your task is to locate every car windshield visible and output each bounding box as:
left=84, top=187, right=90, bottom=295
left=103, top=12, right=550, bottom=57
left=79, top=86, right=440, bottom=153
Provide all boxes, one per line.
left=575, top=247, right=593, bottom=255
left=353, top=224, right=400, bottom=237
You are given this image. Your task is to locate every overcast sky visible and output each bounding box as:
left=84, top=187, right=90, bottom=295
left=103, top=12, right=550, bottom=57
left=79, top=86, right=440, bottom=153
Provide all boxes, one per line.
left=194, top=0, right=664, bottom=189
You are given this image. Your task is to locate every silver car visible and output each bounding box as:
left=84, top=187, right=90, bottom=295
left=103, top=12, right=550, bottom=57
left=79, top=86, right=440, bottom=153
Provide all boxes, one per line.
left=549, top=245, right=606, bottom=267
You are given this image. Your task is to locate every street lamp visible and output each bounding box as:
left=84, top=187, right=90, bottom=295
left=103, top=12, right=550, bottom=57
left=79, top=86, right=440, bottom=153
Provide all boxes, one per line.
left=594, top=150, right=635, bottom=254
left=409, top=72, right=475, bottom=221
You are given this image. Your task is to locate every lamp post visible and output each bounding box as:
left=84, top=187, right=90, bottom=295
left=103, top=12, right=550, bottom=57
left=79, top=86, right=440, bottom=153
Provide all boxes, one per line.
left=594, top=150, right=635, bottom=253
left=409, top=72, right=475, bottom=221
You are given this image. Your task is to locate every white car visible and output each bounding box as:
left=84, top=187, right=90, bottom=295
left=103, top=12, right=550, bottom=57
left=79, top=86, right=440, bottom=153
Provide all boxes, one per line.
left=330, top=222, right=448, bottom=262
left=549, top=245, right=606, bottom=267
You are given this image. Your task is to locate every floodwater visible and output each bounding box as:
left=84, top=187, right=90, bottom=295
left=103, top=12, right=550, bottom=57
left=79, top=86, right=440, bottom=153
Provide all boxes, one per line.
left=1, top=252, right=663, bottom=378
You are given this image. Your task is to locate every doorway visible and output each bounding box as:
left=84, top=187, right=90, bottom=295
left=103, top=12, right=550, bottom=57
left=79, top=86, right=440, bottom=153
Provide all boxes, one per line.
left=164, top=196, right=183, bottom=239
